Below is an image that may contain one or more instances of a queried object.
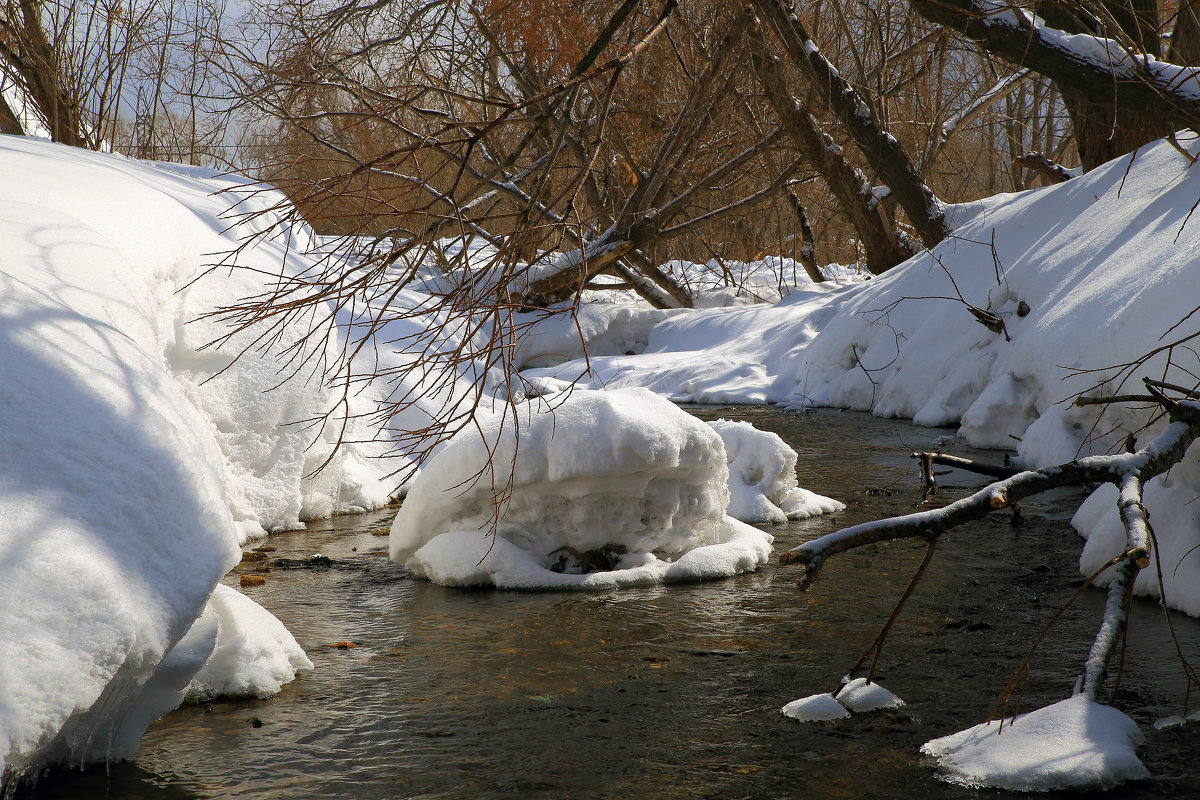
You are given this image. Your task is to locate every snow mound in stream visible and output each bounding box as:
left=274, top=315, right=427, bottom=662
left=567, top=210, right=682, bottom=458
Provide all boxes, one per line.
left=708, top=419, right=844, bottom=523
left=184, top=585, right=314, bottom=702
left=781, top=694, right=851, bottom=722
left=390, top=387, right=774, bottom=588
left=921, top=696, right=1148, bottom=791
left=781, top=679, right=904, bottom=722
left=835, top=678, right=905, bottom=712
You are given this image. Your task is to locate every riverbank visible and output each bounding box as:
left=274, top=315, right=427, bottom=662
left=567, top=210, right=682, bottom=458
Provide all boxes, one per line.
left=17, top=409, right=1200, bottom=800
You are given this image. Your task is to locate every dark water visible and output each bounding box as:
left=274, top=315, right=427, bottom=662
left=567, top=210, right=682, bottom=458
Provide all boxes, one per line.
left=15, top=408, right=1200, bottom=799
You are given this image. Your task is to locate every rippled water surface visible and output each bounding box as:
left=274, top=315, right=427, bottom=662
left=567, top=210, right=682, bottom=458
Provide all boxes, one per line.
left=17, top=408, right=1200, bottom=799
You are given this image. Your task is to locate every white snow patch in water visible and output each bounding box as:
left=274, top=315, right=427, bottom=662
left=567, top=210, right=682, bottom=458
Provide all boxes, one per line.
left=835, top=678, right=906, bottom=712
left=921, top=696, right=1148, bottom=791
left=781, top=693, right=851, bottom=722
left=708, top=419, right=844, bottom=524
left=390, top=388, right=773, bottom=589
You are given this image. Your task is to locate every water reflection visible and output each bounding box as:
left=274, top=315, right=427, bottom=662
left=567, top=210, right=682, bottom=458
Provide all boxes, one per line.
left=14, top=409, right=1200, bottom=799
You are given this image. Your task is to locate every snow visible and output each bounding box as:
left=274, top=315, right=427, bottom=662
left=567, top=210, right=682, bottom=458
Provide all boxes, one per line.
left=391, top=388, right=776, bottom=589
left=708, top=419, right=844, bottom=523
left=0, top=136, right=387, bottom=780
left=0, top=163, right=238, bottom=776
left=184, top=585, right=314, bottom=702
left=1074, top=469, right=1200, bottom=617
left=781, top=693, right=850, bottom=722
left=835, top=678, right=905, bottom=712
left=1, top=137, right=390, bottom=542
left=921, top=696, right=1149, bottom=791
left=781, top=679, right=904, bottom=721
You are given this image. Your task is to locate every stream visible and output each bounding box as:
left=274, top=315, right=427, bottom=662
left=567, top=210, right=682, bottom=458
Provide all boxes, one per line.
left=16, top=407, right=1200, bottom=799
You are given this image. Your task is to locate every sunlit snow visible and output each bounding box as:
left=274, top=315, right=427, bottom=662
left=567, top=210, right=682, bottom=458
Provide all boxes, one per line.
left=921, top=696, right=1148, bottom=791
left=390, top=388, right=777, bottom=588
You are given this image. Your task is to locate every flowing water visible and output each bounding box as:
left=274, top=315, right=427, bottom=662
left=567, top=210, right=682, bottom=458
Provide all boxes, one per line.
left=15, top=408, right=1200, bottom=799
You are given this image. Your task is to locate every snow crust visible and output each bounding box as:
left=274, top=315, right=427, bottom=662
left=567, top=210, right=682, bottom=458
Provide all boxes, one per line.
left=708, top=419, right=844, bottom=523
left=184, top=585, right=314, bottom=702
left=921, top=696, right=1149, bottom=791
left=391, top=388, right=774, bottom=588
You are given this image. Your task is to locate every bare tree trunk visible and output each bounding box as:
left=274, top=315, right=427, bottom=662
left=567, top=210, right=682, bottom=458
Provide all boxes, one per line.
left=0, top=0, right=86, bottom=147
left=1013, top=152, right=1075, bottom=183
left=0, top=89, right=23, bottom=134
left=1168, top=0, right=1200, bottom=65
left=1035, top=2, right=1172, bottom=170
left=751, top=0, right=950, bottom=250
left=623, top=251, right=693, bottom=307
left=748, top=11, right=916, bottom=276
left=784, top=185, right=824, bottom=283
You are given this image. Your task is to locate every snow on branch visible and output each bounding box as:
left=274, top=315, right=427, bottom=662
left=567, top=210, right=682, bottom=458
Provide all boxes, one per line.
left=910, top=0, right=1200, bottom=131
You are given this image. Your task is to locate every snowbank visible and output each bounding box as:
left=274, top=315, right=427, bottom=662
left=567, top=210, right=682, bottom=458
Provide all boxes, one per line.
left=184, top=585, right=314, bottom=702
left=1, top=137, right=390, bottom=542
left=708, top=419, right=844, bottom=523
left=0, top=136, right=387, bottom=780
left=921, top=696, right=1148, bottom=790
left=390, top=388, right=774, bottom=588
left=514, top=302, right=668, bottom=370
left=0, top=143, right=240, bottom=778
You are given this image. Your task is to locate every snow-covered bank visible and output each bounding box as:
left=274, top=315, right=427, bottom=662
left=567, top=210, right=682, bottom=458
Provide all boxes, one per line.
left=0, top=136, right=388, bottom=781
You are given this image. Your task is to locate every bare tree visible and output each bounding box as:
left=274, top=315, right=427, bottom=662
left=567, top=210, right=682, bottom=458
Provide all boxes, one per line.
left=908, top=0, right=1200, bottom=170
left=0, top=0, right=231, bottom=164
